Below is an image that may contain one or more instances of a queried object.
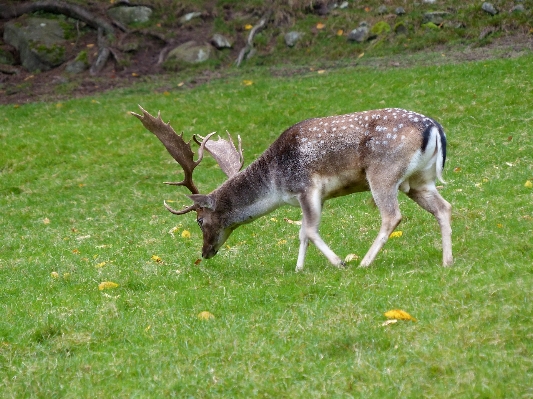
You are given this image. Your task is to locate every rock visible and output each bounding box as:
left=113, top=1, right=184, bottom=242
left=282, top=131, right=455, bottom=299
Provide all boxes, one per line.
left=284, top=31, right=304, bottom=47
left=211, top=34, right=232, bottom=49
left=377, top=5, right=388, bottom=15
left=510, top=4, right=525, bottom=12
left=395, top=7, right=406, bottom=15
left=0, top=48, right=15, bottom=65
left=423, top=11, right=452, bottom=25
left=482, top=2, right=498, bottom=15
left=179, top=12, right=202, bottom=24
left=107, top=6, right=152, bottom=25
left=166, top=41, right=213, bottom=64
left=347, top=22, right=370, bottom=43
left=394, top=22, right=408, bottom=35
left=423, top=0, right=437, bottom=3
left=65, top=51, right=89, bottom=74
left=3, top=17, right=68, bottom=72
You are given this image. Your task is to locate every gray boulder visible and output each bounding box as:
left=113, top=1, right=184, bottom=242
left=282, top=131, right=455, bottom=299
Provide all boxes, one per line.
left=3, top=17, right=68, bottom=72
left=166, top=41, right=213, bottom=64
left=482, top=2, right=498, bottom=15
left=179, top=12, right=202, bottom=24
left=423, top=11, right=452, bottom=25
left=347, top=22, right=370, bottom=43
left=0, top=48, right=16, bottom=65
left=284, top=31, right=304, bottom=47
left=211, top=33, right=232, bottom=49
left=395, top=7, right=406, bottom=15
left=65, top=51, right=90, bottom=74
left=107, top=6, right=152, bottom=25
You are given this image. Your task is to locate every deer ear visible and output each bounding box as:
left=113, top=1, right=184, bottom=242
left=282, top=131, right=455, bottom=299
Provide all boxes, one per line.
left=188, top=194, right=215, bottom=210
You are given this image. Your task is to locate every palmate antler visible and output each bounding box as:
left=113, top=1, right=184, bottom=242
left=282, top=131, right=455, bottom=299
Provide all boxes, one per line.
left=131, top=105, right=243, bottom=214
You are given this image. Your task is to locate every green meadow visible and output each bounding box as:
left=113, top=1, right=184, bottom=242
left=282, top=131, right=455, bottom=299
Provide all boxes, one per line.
left=1, top=55, right=532, bottom=397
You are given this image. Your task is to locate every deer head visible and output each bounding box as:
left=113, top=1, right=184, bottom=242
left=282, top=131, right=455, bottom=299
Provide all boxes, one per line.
left=131, top=106, right=243, bottom=257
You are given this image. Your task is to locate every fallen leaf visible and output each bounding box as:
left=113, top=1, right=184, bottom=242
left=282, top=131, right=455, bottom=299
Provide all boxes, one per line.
left=198, top=311, right=214, bottom=320
left=454, top=167, right=462, bottom=172
left=344, top=253, right=359, bottom=263
left=382, top=319, right=398, bottom=326
left=242, top=80, right=253, bottom=86
left=389, top=231, right=403, bottom=238
left=497, top=223, right=503, bottom=228
left=337, top=29, right=344, bottom=36
left=194, top=258, right=202, bottom=265
left=95, top=261, right=107, bottom=268
left=43, top=217, right=50, bottom=224
left=284, top=218, right=302, bottom=225
left=316, top=23, right=325, bottom=29
left=51, top=271, right=59, bottom=278
left=86, top=43, right=95, bottom=48
left=181, top=230, right=191, bottom=238
left=151, top=255, right=162, bottom=263
left=177, top=82, right=184, bottom=87
left=98, top=281, right=119, bottom=290
left=131, top=72, right=139, bottom=77
left=244, top=24, right=253, bottom=30
left=384, top=309, right=416, bottom=321
left=317, top=69, right=326, bottom=74
left=358, top=52, right=365, bottom=58
left=525, top=180, right=533, bottom=188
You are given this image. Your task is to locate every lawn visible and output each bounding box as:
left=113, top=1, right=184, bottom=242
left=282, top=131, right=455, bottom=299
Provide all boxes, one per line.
left=1, top=54, right=532, bottom=397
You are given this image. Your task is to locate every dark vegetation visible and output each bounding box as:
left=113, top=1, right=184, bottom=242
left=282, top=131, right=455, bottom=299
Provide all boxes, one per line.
left=0, top=0, right=532, bottom=104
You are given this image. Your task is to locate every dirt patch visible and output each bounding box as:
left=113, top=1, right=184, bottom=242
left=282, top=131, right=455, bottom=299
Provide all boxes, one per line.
left=1, top=33, right=532, bottom=106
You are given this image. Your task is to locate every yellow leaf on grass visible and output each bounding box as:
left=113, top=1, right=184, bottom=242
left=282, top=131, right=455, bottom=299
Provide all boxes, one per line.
left=43, top=217, right=50, bottom=224
left=384, top=309, right=416, bottom=321
left=242, top=80, right=253, bottom=86
left=98, top=281, right=119, bottom=290
left=316, top=23, right=325, bottom=29
left=525, top=180, right=533, bottom=188
left=151, top=255, right=162, bottom=263
left=344, top=253, right=359, bottom=263
left=181, top=230, right=191, bottom=239
left=198, top=311, right=214, bottom=320
left=389, top=231, right=403, bottom=238
left=244, top=24, right=253, bottom=30
left=51, top=271, right=59, bottom=278
left=337, top=29, right=344, bottom=36
left=96, top=261, right=107, bottom=268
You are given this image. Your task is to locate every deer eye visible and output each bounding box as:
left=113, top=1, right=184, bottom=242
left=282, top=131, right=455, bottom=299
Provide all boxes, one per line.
left=197, top=218, right=204, bottom=228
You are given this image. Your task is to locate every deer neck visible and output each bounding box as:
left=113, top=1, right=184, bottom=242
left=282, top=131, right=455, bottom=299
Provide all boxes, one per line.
left=212, top=158, right=282, bottom=227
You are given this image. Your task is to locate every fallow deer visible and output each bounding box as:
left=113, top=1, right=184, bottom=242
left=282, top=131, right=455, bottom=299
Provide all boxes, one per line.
left=132, top=106, right=452, bottom=271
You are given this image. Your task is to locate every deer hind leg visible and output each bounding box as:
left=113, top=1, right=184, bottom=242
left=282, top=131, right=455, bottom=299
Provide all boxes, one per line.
left=360, top=181, right=402, bottom=268
left=295, top=190, right=344, bottom=272
left=407, top=185, right=453, bottom=266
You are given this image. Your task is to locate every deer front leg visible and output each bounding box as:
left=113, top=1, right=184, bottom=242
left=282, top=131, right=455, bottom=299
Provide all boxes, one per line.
left=296, top=190, right=344, bottom=272
left=360, top=184, right=402, bottom=267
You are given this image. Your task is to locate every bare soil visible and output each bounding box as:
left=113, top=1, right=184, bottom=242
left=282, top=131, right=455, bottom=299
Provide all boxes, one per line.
left=1, top=31, right=532, bottom=106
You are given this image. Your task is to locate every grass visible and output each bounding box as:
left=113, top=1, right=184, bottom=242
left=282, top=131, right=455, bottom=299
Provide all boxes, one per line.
left=1, top=53, right=533, bottom=397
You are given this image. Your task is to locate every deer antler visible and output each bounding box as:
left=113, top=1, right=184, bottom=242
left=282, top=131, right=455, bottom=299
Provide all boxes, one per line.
left=131, top=105, right=215, bottom=214
left=194, top=131, right=244, bottom=178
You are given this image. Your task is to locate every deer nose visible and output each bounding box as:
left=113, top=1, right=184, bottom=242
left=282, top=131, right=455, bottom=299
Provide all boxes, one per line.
left=202, top=247, right=218, bottom=259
